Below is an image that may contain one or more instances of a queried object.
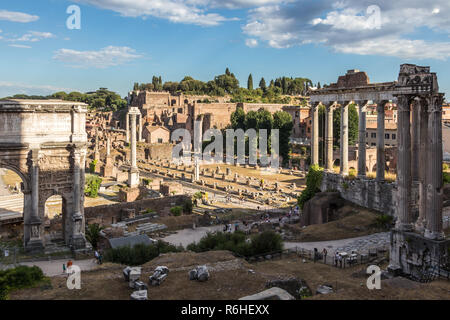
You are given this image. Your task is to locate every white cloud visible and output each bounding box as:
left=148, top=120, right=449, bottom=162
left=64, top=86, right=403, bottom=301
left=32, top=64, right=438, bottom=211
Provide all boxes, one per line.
left=53, top=46, right=142, bottom=68
left=0, top=10, right=39, bottom=23
left=76, top=0, right=231, bottom=26
left=0, top=82, right=76, bottom=97
left=242, top=0, right=450, bottom=60
left=245, top=38, right=258, bottom=47
left=11, top=31, right=55, bottom=42
left=8, top=44, right=32, bottom=49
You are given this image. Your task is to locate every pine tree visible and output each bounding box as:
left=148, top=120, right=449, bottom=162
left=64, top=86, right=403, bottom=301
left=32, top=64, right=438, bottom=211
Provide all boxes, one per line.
left=225, top=68, right=231, bottom=76
left=247, top=74, right=253, bottom=90
left=259, top=77, right=267, bottom=91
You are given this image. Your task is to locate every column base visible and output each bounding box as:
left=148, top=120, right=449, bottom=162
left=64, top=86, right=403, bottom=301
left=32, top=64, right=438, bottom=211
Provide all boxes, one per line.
left=387, top=264, right=402, bottom=277
left=128, top=168, right=140, bottom=188
left=25, top=238, right=44, bottom=253
left=70, top=234, right=87, bottom=250
left=414, top=219, right=426, bottom=233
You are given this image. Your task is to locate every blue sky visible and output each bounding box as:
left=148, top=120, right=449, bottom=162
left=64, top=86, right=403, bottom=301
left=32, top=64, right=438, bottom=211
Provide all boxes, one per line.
left=1, top=0, right=450, bottom=99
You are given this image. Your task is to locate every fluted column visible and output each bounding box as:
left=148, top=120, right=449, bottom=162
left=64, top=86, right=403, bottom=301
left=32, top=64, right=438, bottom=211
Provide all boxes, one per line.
left=311, top=103, right=319, bottom=166
left=130, top=113, right=137, bottom=169
left=126, top=112, right=130, bottom=144
left=30, top=150, right=40, bottom=221
left=340, top=102, right=349, bottom=176
left=425, top=94, right=445, bottom=240
left=411, top=99, right=420, bottom=182
left=138, top=114, right=143, bottom=142
left=325, top=103, right=334, bottom=171
left=358, top=102, right=367, bottom=177
left=72, top=151, right=82, bottom=218
left=376, top=101, right=387, bottom=181
left=396, top=95, right=413, bottom=231
left=416, top=98, right=428, bottom=232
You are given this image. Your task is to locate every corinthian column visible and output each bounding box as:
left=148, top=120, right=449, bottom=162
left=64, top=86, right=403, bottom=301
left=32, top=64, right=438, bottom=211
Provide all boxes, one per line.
left=128, top=107, right=140, bottom=188
left=325, top=103, right=334, bottom=171
left=340, top=102, right=349, bottom=176
left=311, top=103, right=319, bottom=166
left=425, top=94, right=445, bottom=240
left=416, top=98, right=428, bottom=232
left=125, top=112, right=130, bottom=144
left=411, top=99, right=420, bottom=182
left=396, top=95, right=413, bottom=231
left=358, top=101, right=367, bottom=177
left=376, top=101, right=387, bottom=181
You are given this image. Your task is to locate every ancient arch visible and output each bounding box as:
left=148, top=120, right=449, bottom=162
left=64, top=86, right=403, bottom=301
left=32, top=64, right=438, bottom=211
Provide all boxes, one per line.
left=0, top=100, right=88, bottom=252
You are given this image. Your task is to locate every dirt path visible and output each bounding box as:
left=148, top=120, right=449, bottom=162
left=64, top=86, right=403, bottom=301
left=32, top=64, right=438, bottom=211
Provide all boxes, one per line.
left=19, top=258, right=98, bottom=277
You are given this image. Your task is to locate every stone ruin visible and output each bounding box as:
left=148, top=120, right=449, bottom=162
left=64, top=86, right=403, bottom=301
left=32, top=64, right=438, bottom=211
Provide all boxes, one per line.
left=149, top=266, right=169, bottom=286
left=189, top=265, right=210, bottom=282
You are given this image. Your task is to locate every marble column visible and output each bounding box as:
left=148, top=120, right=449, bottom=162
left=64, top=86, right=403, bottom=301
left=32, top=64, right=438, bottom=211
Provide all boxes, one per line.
left=71, top=150, right=86, bottom=249
left=416, top=98, right=428, bottom=232
left=26, top=149, right=43, bottom=251
left=358, top=102, right=367, bottom=177
left=425, top=94, right=445, bottom=240
left=376, top=101, right=387, bottom=181
left=138, top=114, right=143, bottom=142
left=325, top=103, right=334, bottom=171
left=125, top=112, right=130, bottom=144
left=396, top=96, right=413, bottom=231
left=411, top=99, right=420, bottom=182
left=128, top=111, right=140, bottom=188
left=106, top=134, right=111, bottom=157
left=311, top=103, right=319, bottom=166
left=340, top=102, right=349, bottom=176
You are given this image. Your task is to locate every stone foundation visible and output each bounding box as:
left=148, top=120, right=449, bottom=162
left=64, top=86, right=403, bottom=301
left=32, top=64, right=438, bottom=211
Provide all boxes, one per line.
left=119, top=187, right=141, bottom=202
left=320, top=172, right=401, bottom=216
left=389, top=230, right=450, bottom=278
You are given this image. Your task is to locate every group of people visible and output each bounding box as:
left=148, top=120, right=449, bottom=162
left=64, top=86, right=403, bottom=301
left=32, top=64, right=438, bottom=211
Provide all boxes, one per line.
left=94, top=250, right=103, bottom=265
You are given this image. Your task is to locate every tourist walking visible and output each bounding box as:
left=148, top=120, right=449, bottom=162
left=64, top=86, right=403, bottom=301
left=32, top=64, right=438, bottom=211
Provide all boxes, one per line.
left=322, top=248, right=328, bottom=264
left=338, top=254, right=343, bottom=268
left=334, top=252, right=339, bottom=267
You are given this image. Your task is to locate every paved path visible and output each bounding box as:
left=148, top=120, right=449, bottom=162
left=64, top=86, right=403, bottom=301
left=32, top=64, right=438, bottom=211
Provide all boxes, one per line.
left=18, top=258, right=98, bottom=277
left=284, top=232, right=390, bottom=254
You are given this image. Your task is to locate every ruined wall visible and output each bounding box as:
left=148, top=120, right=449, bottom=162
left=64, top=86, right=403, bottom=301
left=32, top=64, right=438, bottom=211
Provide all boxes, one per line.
left=320, top=172, right=399, bottom=217
left=84, top=195, right=189, bottom=226
left=146, top=144, right=173, bottom=160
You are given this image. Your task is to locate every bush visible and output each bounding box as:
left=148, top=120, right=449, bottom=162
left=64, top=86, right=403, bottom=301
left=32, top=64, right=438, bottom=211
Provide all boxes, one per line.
left=170, top=206, right=183, bottom=216
left=297, top=164, right=323, bottom=209
left=444, top=163, right=449, bottom=171
left=375, top=214, right=394, bottom=229
left=85, top=223, right=104, bottom=250
left=103, top=241, right=182, bottom=266
left=89, top=160, right=98, bottom=173
left=84, top=175, right=102, bottom=198
left=444, top=172, right=450, bottom=184
left=187, top=231, right=283, bottom=257
left=183, top=199, right=193, bottom=214
left=0, top=266, right=45, bottom=300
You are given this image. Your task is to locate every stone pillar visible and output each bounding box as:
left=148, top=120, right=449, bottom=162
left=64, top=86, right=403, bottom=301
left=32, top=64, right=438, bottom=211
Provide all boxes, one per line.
left=376, top=101, right=386, bottom=181
left=396, top=96, right=413, bottom=231
left=128, top=109, right=140, bottom=188
left=425, top=94, right=445, bottom=240
left=311, top=103, right=319, bottom=166
left=70, top=150, right=86, bottom=249
left=325, top=103, right=334, bottom=171
left=138, top=114, right=143, bottom=142
left=358, top=102, right=367, bottom=177
left=416, top=98, right=428, bottom=232
left=106, top=134, right=111, bottom=157
left=411, top=99, right=420, bottom=182
left=340, top=102, right=349, bottom=176
left=125, top=112, right=130, bottom=144
left=26, top=149, right=43, bottom=251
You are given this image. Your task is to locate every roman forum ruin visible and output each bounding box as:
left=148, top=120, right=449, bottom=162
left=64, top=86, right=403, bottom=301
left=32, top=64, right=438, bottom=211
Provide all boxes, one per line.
left=311, top=64, right=449, bottom=276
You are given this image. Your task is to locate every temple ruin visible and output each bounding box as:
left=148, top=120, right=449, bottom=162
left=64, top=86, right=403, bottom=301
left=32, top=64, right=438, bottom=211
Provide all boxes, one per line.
left=310, top=65, right=449, bottom=277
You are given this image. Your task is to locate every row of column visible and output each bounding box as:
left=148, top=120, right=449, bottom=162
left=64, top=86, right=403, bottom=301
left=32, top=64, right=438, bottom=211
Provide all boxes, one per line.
left=311, top=100, right=387, bottom=180
left=126, top=112, right=143, bottom=143
left=396, top=94, right=445, bottom=240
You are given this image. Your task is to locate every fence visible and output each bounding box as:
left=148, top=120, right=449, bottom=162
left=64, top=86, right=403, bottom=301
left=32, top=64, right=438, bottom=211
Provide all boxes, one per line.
left=240, top=245, right=390, bottom=269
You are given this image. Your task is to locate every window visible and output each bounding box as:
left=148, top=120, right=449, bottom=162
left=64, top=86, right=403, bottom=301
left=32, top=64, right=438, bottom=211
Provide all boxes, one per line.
left=385, top=133, right=390, bottom=139
left=371, top=133, right=376, bottom=138
left=366, top=133, right=368, bottom=138
left=371, top=143, right=376, bottom=146
left=392, top=134, right=396, bottom=140
left=158, top=138, right=163, bottom=143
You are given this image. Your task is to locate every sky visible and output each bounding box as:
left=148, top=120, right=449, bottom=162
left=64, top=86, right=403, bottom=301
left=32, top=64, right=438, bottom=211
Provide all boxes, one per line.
left=0, top=0, right=450, bottom=99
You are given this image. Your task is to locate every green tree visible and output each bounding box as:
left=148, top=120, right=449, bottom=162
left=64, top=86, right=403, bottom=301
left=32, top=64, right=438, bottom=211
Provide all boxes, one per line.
left=85, top=223, right=104, bottom=250
left=333, top=103, right=359, bottom=148
left=247, top=74, right=253, bottom=90
left=230, top=107, right=246, bottom=129
left=259, top=77, right=267, bottom=92
left=273, top=111, right=293, bottom=165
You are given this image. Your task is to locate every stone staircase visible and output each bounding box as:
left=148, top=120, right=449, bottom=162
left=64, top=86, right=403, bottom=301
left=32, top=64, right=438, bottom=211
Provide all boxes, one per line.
left=0, top=193, right=23, bottom=221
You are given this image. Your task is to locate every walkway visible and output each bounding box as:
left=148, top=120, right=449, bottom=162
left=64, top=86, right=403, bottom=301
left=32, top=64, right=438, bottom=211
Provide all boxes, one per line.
left=19, top=258, right=98, bottom=277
